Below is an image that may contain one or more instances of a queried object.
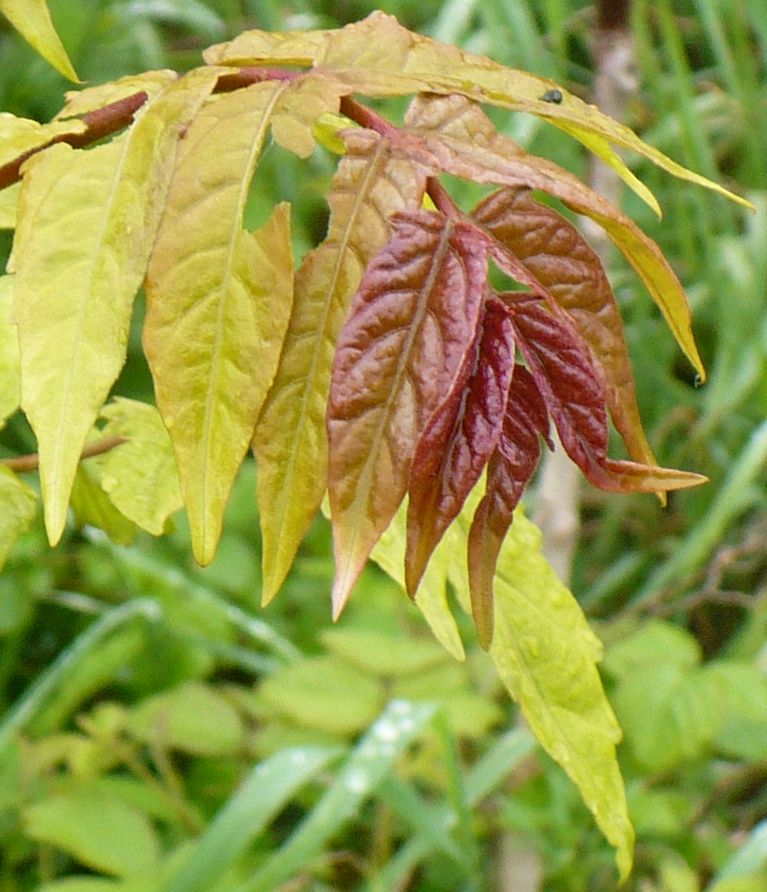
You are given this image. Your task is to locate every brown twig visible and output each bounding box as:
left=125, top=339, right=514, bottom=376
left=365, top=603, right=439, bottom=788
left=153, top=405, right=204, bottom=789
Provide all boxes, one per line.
left=0, top=92, right=149, bottom=191
left=1, top=435, right=127, bottom=473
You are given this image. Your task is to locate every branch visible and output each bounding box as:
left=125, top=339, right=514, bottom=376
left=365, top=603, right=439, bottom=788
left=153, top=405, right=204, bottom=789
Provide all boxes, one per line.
left=0, top=92, right=149, bottom=191
left=0, top=66, right=303, bottom=192
left=1, top=435, right=127, bottom=474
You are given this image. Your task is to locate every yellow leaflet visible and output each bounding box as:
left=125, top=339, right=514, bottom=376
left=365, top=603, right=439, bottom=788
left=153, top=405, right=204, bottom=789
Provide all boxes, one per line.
left=369, top=499, right=465, bottom=661
left=0, top=113, right=86, bottom=170
left=482, top=508, right=634, bottom=883
left=96, top=398, right=182, bottom=536
left=0, top=276, right=20, bottom=427
left=144, top=82, right=297, bottom=565
left=0, top=0, right=78, bottom=81
left=55, top=70, right=177, bottom=120
left=210, top=12, right=751, bottom=212
left=11, top=67, right=220, bottom=545
left=0, top=182, right=19, bottom=229
left=204, top=25, right=328, bottom=67
left=70, top=462, right=138, bottom=546
left=368, top=471, right=634, bottom=879
left=313, top=112, right=356, bottom=156
left=254, top=131, right=427, bottom=603
left=0, top=466, right=37, bottom=570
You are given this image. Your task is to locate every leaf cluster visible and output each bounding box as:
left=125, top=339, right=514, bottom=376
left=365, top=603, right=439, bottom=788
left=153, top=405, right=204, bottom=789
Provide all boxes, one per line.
left=0, top=8, right=755, bottom=884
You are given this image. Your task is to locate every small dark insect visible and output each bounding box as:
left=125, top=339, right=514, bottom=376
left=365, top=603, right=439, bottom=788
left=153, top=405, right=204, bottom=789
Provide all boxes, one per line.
left=540, top=88, right=563, bottom=104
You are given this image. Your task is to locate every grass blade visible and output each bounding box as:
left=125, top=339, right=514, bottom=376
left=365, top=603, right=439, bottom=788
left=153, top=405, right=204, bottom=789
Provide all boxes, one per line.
left=237, top=700, right=438, bottom=892
left=163, top=746, right=342, bottom=892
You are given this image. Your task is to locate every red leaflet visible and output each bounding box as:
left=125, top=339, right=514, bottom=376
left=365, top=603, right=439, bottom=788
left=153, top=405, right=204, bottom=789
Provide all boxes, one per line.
left=327, top=209, right=487, bottom=616
left=468, top=366, right=550, bottom=648
left=472, top=186, right=657, bottom=469
left=503, top=294, right=705, bottom=493
left=406, top=296, right=516, bottom=595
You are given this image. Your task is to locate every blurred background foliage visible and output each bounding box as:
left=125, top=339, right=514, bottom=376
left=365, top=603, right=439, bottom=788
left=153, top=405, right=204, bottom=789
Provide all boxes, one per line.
left=0, top=1, right=766, bottom=890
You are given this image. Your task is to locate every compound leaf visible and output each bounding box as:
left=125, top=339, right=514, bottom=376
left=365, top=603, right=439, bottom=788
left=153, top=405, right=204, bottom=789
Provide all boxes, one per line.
left=254, top=130, right=427, bottom=602
left=144, top=81, right=296, bottom=564
left=11, top=68, right=219, bottom=545
left=328, top=210, right=487, bottom=616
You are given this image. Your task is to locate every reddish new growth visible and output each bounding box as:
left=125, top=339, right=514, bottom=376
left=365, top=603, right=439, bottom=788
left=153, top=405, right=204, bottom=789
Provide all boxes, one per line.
left=327, top=98, right=703, bottom=648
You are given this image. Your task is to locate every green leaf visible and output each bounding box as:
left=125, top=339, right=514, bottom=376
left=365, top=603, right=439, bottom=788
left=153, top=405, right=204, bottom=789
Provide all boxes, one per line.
left=705, top=662, right=767, bottom=761
left=95, top=398, right=182, bottom=535
left=144, top=81, right=297, bottom=565
left=0, top=0, right=79, bottom=81
left=163, top=746, right=341, bottom=892
left=23, top=788, right=160, bottom=877
left=126, top=682, right=244, bottom=757
left=0, top=275, right=20, bottom=426
left=10, top=67, right=219, bottom=545
left=320, top=627, right=449, bottom=677
left=254, top=130, right=427, bottom=603
left=603, top=620, right=701, bottom=680
left=0, top=466, right=37, bottom=569
left=258, top=655, right=382, bottom=735
left=37, top=879, right=139, bottom=892
left=713, top=821, right=767, bottom=884
left=612, top=663, right=722, bottom=772
left=240, top=700, right=437, bottom=892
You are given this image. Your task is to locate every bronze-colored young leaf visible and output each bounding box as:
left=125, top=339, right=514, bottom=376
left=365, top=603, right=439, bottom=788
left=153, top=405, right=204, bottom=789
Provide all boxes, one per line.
left=254, top=130, right=428, bottom=603
left=328, top=210, right=487, bottom=617
left=404, top=93, right=705, bottom=378
left=468, top=367, right=550, bottom=647
left=472, top=186, right=657, bottom=469
left=505, top=295, right=705, bottom=493
left=11, top=68, right=219, bottom=545
left=144, top=81, right=296, bottom=564
left=406, top=297, right=515, bottom=595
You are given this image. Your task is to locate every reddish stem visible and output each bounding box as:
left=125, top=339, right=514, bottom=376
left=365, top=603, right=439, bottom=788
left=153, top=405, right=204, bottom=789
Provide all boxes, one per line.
left=0, top=91, right=148, bottom=191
